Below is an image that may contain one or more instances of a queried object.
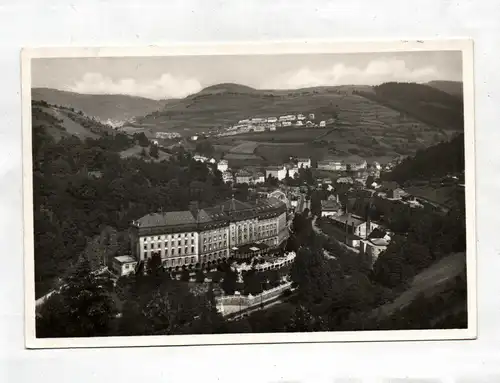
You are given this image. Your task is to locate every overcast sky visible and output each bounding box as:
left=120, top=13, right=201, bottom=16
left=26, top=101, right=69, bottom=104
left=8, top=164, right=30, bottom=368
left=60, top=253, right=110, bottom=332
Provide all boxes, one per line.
left=31, top=51, right=462, bottom=100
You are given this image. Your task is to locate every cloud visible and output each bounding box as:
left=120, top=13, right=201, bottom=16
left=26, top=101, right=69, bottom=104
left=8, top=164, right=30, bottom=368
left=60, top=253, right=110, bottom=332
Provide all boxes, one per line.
left=261, top=59, right=444, bottom=89
left=68, top=72, right=202, bottom=100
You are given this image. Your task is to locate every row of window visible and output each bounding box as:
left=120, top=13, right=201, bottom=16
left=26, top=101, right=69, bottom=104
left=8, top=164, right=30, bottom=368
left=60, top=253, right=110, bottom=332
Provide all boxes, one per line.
left=202, top=241, right=227, bottom=252
left=162, top=256, right=197, bottom=267
left=202, top=233, right=227, bottom=243
left=141, top=220, right=281, bottom=246
left=200, top=250, right=228, bottom=263
left=144, top=232, right=196, bottom=242
left=143, top=246, right=196, bottom=256
left=146, top=238, right=195, bottom=246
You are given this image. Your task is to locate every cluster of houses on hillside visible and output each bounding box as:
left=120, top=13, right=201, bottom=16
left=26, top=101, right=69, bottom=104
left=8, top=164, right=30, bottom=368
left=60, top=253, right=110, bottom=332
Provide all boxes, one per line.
left=218, top=113, right=332, bottom=136
left=193, top=154, right=312, bottom=186
left=156, top=131, right=181, bottom=139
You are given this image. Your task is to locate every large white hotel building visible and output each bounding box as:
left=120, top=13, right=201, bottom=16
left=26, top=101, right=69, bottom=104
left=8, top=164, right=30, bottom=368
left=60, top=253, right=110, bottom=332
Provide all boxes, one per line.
left=130, top=197, right=289, bottom=270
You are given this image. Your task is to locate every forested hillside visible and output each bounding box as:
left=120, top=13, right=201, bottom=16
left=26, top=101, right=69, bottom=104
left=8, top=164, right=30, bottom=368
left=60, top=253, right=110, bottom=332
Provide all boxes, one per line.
left=357, top=82, right=464, bottom=131
left=385, top=133, right=465, bottom=183
left=33, top=125, right=233, bottom=297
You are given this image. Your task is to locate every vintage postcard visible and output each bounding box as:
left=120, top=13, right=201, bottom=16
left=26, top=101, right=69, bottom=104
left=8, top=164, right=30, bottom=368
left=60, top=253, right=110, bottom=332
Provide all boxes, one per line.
left=21, top=40, right=476, bottom=348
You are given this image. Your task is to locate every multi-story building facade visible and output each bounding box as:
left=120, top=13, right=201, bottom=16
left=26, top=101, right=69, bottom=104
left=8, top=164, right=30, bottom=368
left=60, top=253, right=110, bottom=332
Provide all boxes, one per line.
left=217, top=160, right=228, bottom=173
left=317, top=159, right=347, bottom=171
left=297, top=158, right=311, bottom=169
left=222, top=170, right=234, bottom=184
left=130, top=197, right=289, bottom=270
left=266, top=166, right=287, bottom=181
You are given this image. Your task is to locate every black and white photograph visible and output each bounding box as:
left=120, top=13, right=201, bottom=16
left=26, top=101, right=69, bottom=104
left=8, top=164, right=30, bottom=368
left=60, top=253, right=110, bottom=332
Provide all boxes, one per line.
left=22, top=41, right=476, bottom=348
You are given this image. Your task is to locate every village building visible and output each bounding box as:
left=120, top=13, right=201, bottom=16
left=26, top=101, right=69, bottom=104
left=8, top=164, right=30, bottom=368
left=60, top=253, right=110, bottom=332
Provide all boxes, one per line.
left=193, top=154, right=208, bottom=163
left=337, top=176, right=354, bottom=184
left=279, top=114, right=296, bottom=122
left=112, top=255, right=138, bottom=277
left=321, top=197, right=343, bottom=218
left=267, top=117, right=278, bottom=123
left=222, top=171, right=234, bottom=184
left=235, top=170, right=253, bottom=184
left=328, top=214, right=379, bottom=242
left=217, top=159, right=228, bottom=173
left=251, top=117, right=266, bottom=124
left=253, top=172, right=266, bottom=184
left=308, top=113, right=315, bottom=120
left=295, top=120, right=304, bottom=127
left=347, top=160, right=368, bottom=171
left=379, top=181, right=407, bottom=200
left=253, top=125, right=265, bottom=132
left=266, top=165, right=287, bottom=181
left=297, top=114, right=306, bottom=121
left=281, top=121, right=292, bottom=127
left=319, top=120, right=326, bottom=127
left=360, top=228, right=392, bottom=265
left=317, top=159, right=347, bottom=171
left=297, top=158, right=311, bottom=169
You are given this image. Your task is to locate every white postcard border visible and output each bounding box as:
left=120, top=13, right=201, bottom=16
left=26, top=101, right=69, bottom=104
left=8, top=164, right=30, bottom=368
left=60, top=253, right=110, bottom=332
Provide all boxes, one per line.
left=21, top=39, right=477, bottom=349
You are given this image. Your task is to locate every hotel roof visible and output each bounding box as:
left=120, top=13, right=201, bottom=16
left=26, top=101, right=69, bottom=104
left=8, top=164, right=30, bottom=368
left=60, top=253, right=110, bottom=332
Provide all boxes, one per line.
left=134, top=197, right=287, bottom=232
left=136, top=211, right=197, bottom=228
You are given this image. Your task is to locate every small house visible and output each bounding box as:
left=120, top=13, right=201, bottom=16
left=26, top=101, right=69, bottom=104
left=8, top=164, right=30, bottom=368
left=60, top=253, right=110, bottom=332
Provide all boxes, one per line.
left=112, top=255, right=138, bottom=277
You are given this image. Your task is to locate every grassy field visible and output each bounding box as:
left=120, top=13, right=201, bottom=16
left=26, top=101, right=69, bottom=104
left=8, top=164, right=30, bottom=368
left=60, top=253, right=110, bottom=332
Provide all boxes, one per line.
left=135, top=85, right=431, bottom=137
left=223, top=128, right=332, bottom=143
left=229, top=141, right=260, bottom=154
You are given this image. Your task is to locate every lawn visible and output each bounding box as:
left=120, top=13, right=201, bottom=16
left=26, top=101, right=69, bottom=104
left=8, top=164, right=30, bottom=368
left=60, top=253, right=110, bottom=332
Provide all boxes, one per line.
left=229, top=141, right=260, bottom=154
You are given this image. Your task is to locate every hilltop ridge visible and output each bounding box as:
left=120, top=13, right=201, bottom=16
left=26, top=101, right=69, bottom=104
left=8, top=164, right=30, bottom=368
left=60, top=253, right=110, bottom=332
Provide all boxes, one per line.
left=32, top=88, right=167, bottom=123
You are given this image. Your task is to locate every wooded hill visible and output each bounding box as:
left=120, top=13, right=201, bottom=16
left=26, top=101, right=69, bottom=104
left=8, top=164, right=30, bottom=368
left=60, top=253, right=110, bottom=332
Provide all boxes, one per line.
left=385, top=132, right=465, bottom=183
left=356, top=82, right=464, bottom=131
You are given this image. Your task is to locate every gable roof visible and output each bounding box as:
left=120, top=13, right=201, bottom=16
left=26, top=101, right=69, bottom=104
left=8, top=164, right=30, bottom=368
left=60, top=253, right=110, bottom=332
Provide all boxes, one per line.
left=330, top=214, right=365, bottom=227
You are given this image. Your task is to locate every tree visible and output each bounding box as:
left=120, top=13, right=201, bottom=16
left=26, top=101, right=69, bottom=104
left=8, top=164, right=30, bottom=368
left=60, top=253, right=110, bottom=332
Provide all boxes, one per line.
left=286, top=305, right=321, bottom=332
left=147, top=252, right=163, bottom=277
left=243, top=269, right=264, bottom=295
left=180, top=269, right=191, bottom=282
left=221, top=269, right=238, bottom=295
left=149, top=144, right=159, bottom=159
left=196, top=270, right=206, bottom=283
left=290, top=245, right=340, bottom=305
left=36, top=259, right=117, bottom=338
left=365, top=175, right=375, bottom=187
left=267, top=269, right=281, bottom=287
left=195, top=140, right=214, bottom=156
left=134, top=132, right=150, bottom=147
left=211, top=270, right=222, bottom=283
left=310, top=191, right=322, bottom=217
